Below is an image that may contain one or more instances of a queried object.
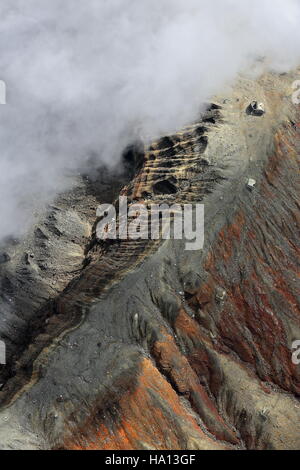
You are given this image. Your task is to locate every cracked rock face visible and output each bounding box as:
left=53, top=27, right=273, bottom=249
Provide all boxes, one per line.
left=0, top=71, right=299, bottom=450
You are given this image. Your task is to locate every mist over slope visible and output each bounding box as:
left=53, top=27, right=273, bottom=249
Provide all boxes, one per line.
left=0, top=0, right=300, bottom=239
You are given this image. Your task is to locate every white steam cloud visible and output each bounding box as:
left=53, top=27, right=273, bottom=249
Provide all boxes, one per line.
left=0, top=0, right=300, bottom=240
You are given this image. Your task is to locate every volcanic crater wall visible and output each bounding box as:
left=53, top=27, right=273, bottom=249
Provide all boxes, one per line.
left=0, top=71, right=299, bottom=450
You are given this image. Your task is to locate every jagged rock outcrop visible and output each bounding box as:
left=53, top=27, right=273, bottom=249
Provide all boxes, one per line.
left=0, top=71, right=299, bottom=450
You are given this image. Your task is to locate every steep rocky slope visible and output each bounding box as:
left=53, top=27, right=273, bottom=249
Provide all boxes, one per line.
left=0, top=70, right=299, bottom=450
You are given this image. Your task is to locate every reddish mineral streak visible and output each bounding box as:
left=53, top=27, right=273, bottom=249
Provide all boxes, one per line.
left=64, top=359, right=227, bottom=450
